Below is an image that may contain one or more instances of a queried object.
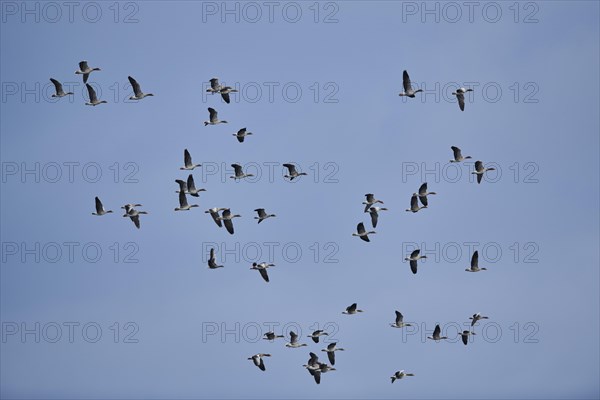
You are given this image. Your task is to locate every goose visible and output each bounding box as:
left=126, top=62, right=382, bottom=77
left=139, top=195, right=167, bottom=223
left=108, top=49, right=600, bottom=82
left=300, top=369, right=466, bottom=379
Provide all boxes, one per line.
left=307, top=330, right=329, bottom=344
left=175, top=179, right=188, bottom=194
left=472, top=160, right=496, bottom=184
left=452, top=87, right=473, bottom=111
left=205, top=207, right=226, bottom=227
left=75, top=60, right=100, bottom=83
left=230, top=163, right=254, bottom=180
left=321, top=343, right=345, bottom=366
left=186, top=174, right=206, bottom=197
left=233, top=127, right=253, bottom=143
left=450, top=146, right=472, bottom=163
left=174, top=191, right=198, bottom=211
left=180, top=149, right=201, bottom=170
left=303, top=353, right=321, bottom=384
left=248, top=353, right=271, bottom=371
left=342, top=303, right=364, bottom=315
left=207, top=248, right=224, bottom=269
left=427, top=324, right=448, bottom=341
left=405, top=249, right=427, bottom=274
left=84, top=83, right=107, bottom=106
left=459, top=330, right=476, bottom=346
left=263, top=332, right=285, bottom=341
left=390, top=311, right=412, bottom=328
left=254, top=208, right=276, bottom=224
left=352, top=222, right=375, bottom=242
left=127, top=76, right=154, bottom=100
left=217, top=208, right=241, bottom=235
left=50, top=78, right=73, bottom=98
left=219, top=86, right=238, bottom=104
left=285, top=331, right=307, bottom=348
left=469, top=313, right=489, bottom=326
left=317, top=363, right=336, bottom=373
left=206, top=78, right=222, bottom=94
left=121, top=204, right=147, bottom=229
left=418, top=183, right=437, bottom=207
left=465, top=250, right=487, bottom=272
left=391, top=370, right=415, bottom=383
left=363, top=193, right=384, bottom=213
left=405, top=193, right=426, bottom=213
left=250, top=262, right=274, bottom=283
left=367, top=206, right=388, bottom=228
left=92, top=196, right=112, bottom=216
left=398, top=70, right=422, bottom=98
left=204, top=107, right=228, bottom=126
left=282, top=163, right=307, bottom=181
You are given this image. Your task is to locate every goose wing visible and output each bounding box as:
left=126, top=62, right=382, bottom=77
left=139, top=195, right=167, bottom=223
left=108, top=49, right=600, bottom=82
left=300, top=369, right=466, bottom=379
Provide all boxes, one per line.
left=475, top=160, right=484, bottom=172
left=50, top=78, right=64, bottom=95
left=347, top=303, right=357, bottom=313
left=209, top=78, right=220, bottom=91
left=410, top=259, right=418, bottom=274
left=255, top=208, right=266, bottom=218
left=357, top=222, right=366, bottom=235
left=283, top=163, right=297, bottom=175
left=128, top=76, right=142, bottom=97
left=208, top=107, right=218, bottom=123
left=94, top=196, right=104, bottom=214
left=178, top=191, right=188, bottom=208
left=327, top=350, right=335, bottom=366
left=130, top=214, right=140, bottom=229
left=451, top=146, right=462, bottom=161
left=221, top=91, right=230, bottom=104
left=369, top=208, right=378, bottom=228
left=223, top=218, right=234, bottom=235
left=403, top=70, right=413, bottom=93
left=175, top=179, right=187, bottom=193
left=395, top=311, right=403, bottom=325
left=187, top=174, right=196, bottom=191
left=231, top=164, right=242, bottom=176
left=471, top=250, right=479, bottom=269
left=258, top=268, right=269, bottom=282
left=184, top=149, right=192, bottom=167
left=410, top=194, right=418, bottom=210
left=79, top=61, right=89, bottom=72
left=86, top=83, right=98, bottom=102
left=462, top=332, right=468, bottom=345
left=433, top=324, right=441, bottom=339
left=456, top=93, right=465, bottom=111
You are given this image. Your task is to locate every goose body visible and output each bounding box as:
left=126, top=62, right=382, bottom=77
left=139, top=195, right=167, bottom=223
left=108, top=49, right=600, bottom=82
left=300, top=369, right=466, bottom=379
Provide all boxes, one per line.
left=186, top=174, right=206, bottom=196
left=465, top=250, right=487, bottom=272
left=205, top=207, right=226, bottom=227
left=283, top=163, right=307, bottom=180
left=250, top=262, right=274, bottom=282
left=391, top=311, right=412, bottom=328
left=207, top=248, right=224, bottom=269
left=285, top=331, right=307, bottom=348
left=342, top=302, right=364, bottom=315
left=263, top=331, right=284, bottom=341
left=321, top=342, right=345, bottom=365
left=398, top=70, right=423, bottom=98
left=417, top=182, right=437, bottom=207
left=50, top=78, right=74, bottom=98
left=204, top=107, right=228, bottom=126
left=254, top=208, right=276, bottom=224
left=92, top=197, right=113, bottom=216
left=217, top=208, right=241, bottom=234
left=84, top=83, right=107, bottom=106
left=128, top=76, right=154, bottom=100
left=233, top=127, right=253, bottom=143
left=180, top=149, right=201, bottom=170
left=207, top=78, right=222, bottom=94
left=452, top=87, right=473, bottom=111
left=307, top=330, right=329, bottom=344
left=459, top=330, right=476, bottom=345
left=427, top=324, right=448, bottom=341
left=450, top=146, right=472, bottom=163
left=472, top=160, right=496, bottom=184
left=363, top=193, right=384, bottom=213
left=121, top=204, right=147, bottom=229
left=406, top=193, right=426, bottom=213
left=405, top=249, right=427, bottom=274
left=367, top=206, right=388, bottom=228
left=219, top=86, right=238, bottom=104
left=352, top=222, right=375, bottom=242
left=174, top=191, right=199, bottom=211
left=230, top=163, right=254, bottom=180
left=248, top=353, right=271, bottom=371
left=75, top=60, right=100, bottom=83
left=469, top=312, right=489, bottom=326
left=391, top=370, right=415, bottom=383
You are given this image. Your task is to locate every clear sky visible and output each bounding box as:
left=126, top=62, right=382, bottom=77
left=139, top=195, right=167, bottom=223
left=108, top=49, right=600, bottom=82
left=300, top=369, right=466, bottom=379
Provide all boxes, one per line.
left=1, top=1, right=599, bottom=399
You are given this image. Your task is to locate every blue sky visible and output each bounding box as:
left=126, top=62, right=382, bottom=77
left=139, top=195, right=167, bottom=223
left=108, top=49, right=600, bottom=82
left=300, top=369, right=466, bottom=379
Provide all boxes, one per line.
left=1, top=1, right=599, bottom=398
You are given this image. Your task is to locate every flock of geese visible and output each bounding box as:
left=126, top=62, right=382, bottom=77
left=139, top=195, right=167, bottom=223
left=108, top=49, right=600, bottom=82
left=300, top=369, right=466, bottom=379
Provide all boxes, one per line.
left=49, top=62, right=498, bottom=386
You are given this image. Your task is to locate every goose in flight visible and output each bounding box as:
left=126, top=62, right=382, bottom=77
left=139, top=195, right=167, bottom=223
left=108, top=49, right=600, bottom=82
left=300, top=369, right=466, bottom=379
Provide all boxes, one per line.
left=450, top=146, right=472, bottom=163
left=367, top=206, right=388, bottom=228
left=50, top=78, right=73, bottom=98
left=427, top=324, right=448, bottom=341
left=207, top=248, right=224, bottom=269
left=263, top=332, right=285, bottom=341
left=391, top=370, right=415, bottom=383
left=254, top=208, right=276, bottom=224
left=174, top=191, right=198, bottom=211
left=219, top=86, right=238, bottom=104
left=75, top=60, right=100, bottom=83
left=390, top=311, right=412, bottom=328
left=121, top=204, right=147, bottom=229
left=180, top=149, right=201, bottom=170
left=342, top=303, right=364, bottom=315
left=321, top=343, right=344, bottom=366
left=352, top=222, right=375, bottom=242
left=92, top=197, right=112, bottom=216
left=452, top=87, right=473, bottom=111
left=186, top=174, right=206, bottom=197
left=206, top=78, right=222, bottom=94
left=204, top=107, right=228, bottom=126
left=459, top=330, right=476, bottom=346
left=248, top=353, right=271, bottom=371
left=307, top=330, right=328, bottom=344
left=250, top=262, right=274, bottom=283
left=233, top=128, right=252, bottom=143
left=230, top=163, right=254, bottom=180
left=363, top=193, right=384, bottom=213
left=128, top=76, right=154, bottom=100
left=398, top=70, right=423, bottom=98
left=465, top=250, right=487, bottom=272
left=405, top=249, right=427, bottom=274
left=217, top=208, right=241, bottom=234
left=418, top=183, right=437, bottom=207
left=469, top=313, right=489, bottom=326
left=285, top=331, right=308, bottom=348
left=175, top=179, right=188, bottom=194
left=282, top=163, right=307, bottom=181
left=85, top=84, right=107, bottom=106
left=205, top=207, right=226, bottom=227
left=406, top=193, right=426, bottom=213
left=472, top=160, right=496, bottom=184
left=303, top=353, right=322, bottom=384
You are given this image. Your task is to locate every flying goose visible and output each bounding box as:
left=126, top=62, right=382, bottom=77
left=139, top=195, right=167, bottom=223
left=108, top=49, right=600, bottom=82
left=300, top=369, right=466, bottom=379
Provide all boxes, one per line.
left=219, top=86, right=238, bottom=104
left=450, top=146, right=472, bottom=163
left=205, top=207, right=226, bottom=227
left=128, top=76, right=154, bottom=100
left=390, top=311, right=412, bottom=328
left=84, top=83, right=107, bottom=106
left=254, top=208, right=276, bottom=224
left=233, top=128, right=252, bottom=143
left=405, top=249, right=426, bottom=274
left=207, top=248, right=224, bottom=269
left=263, top=332, right=285, bottom=341
left=50, top=78, right=73, bottom=98
left=174, top=191, right=198, bottom=211
left=418, top=183, right=437, bottom=207
left=352, top=222, right=375, bottom=242
left=204, top=107, right=228, bottom=126
left=75, top=61, right=100, bottom=83
left=363, top=193, right=384, bottom=213
left=175, top=179, right=188, bottom=194
left=452, top=87, right=473, bottom=111
left=186, top=174, right=206, bottom=197
left=180, top=149, right=201, bottom=170
left=121, top=204, right=147, bottom=229
left=405, top=193, right=426, bottom=213
left=217, top=208, right=241, bottom=234
left=206, top=78, right=222, bottom=94
left=472, top=160, right=496, bottom=184
left=321, top=343, right=344, bottom=366
left=250, top=262, right=274, bottom=283
left=465, top=250, right=487, bottom=272
left=307, top=330, right=329, bottom=344
left=285, top=331, right=307, bottom=348
left=303, top=352, right=322, bottom=384
left=282, top=163, right=307, bottom=181
left=367, top=206, right=388, bottom=228
left=391, top=370, right=415, bottom=383
left=398, top=70, right=423, bottom=98
left=469, top=313, right=489, bottom=326
left=248, top=353, right=271, bottom=371
left=92, top=197, right=112, bottom=216
left=342, top=303, right=364, bottom=315
left=459, top=330, right=476, bottom=345
left=427, top=324, right=448, bottom=341
left=230, top=163, right=254, bottom=180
